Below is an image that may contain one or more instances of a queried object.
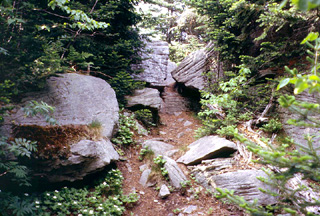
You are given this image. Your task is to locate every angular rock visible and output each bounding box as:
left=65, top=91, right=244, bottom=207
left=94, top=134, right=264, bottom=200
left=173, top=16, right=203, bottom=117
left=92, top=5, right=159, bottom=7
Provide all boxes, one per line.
left=211, top=170, right=277, bottom=205
left=142, top=140, right=175, bottom=156
left=1, top=73, right=119, bottom=139
left=125, top=88, right=162, bottom=110
left=136, top=121, right=148, bottom=136
left=132, top=40, right=171, bottom=87
left=164, top=156, right=187, bottom=188
left=36, top=139, right=119, bottom=182
left=171, top=42, right=221, bottom=91
left=139, top=168, right=152, bottom=187
left=177, top=136, right=237, bottom=165
left=160, top=84, right=191, bottom=114
left=183, top=121, right=192, bottom=127
left=159, top=184, right=170, bottom=198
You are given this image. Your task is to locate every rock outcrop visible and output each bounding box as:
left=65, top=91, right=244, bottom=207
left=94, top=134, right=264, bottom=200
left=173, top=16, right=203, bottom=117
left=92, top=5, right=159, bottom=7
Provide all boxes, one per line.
left=278, top=91, right=320, bottom=153
left=171, top=42, right=221, bottom=91
left=1, top=73, right=119, bottom=139
left=211, top=170, right=277, bottom=205
left=177, top=136, right=238, bottom=165
left=132, top=40, right=175, bottom=87
left=37, top=139, right=119, bottom=182
left=160, top=84, right=191, bottom=114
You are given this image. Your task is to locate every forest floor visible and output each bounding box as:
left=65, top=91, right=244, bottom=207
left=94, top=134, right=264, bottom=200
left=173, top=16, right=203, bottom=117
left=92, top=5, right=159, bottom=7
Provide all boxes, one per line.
left=117, top=111, right=245, bottom=216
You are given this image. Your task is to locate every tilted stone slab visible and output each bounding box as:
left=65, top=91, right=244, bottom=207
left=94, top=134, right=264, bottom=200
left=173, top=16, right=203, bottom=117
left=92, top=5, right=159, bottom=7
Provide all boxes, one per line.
left=177, top=136, right=237, bottom=165
left=164, top=156, right=187, bottom=188
left=211, top=170, right=277, bottom=205
left=171, top=42, right=220, bottom=90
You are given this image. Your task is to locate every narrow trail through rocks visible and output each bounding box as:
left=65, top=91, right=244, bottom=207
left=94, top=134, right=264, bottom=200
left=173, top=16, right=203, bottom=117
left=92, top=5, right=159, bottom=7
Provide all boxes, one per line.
left=117, top=111, right=244, bottom=216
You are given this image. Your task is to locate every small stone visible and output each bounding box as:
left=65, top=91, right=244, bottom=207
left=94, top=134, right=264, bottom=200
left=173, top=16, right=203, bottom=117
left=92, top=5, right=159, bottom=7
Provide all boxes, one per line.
left=185, top=128, right=192, bottom=132
left=184, top=121, right=192, bottom=127
left=177, top=132, right=185, bottom=138
left=183, top=205, right=198, bottom=214
left=139, top=164, right=148, bottom=172
left=167, top=213, right=174, bottom=216
left=159, top=184, right=170, bottom=199
left=154, top=199, right=159, bottom=203
left=174, top=112, right=182, bottom=116
left=126, top=163, right=132, bottom=173
left=160, top=131, right=167, bottom=135
left=178, top=118, right=184, bottom=122
left=139, top=169, right=151, bottom=186
left=139, top=191, right=145, bottom=195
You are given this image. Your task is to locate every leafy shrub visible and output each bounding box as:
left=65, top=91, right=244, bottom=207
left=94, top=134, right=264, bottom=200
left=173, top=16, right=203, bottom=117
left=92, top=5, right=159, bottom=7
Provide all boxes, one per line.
left=261, top=118, right=283, bottom=133
left=153, top=155, right=168, bottom=179
left=216, top=125, right=238, bottom=139
left=134, top=109, right=155, bottom=128
left=37, top=169, right=138, bottom=216
left=112, top=111, right=137, bottom=146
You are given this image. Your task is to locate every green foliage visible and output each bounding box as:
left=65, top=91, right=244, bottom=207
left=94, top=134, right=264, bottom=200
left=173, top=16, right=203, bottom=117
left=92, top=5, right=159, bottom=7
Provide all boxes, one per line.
left=153, top=155, right=168, bottom=179
left=197, top=65, right=268, bottom=137
left=135, top=109, right=155, bottom=128
left=36, top=169, right=138, bottom=215
left=261, top=119, right=283, bottom=133
left=0, top=0, right=143, bottom=99
left=88, top=120, right=102, bottom=129
left=112, top=111, right=137, bottom=146
left=0, top=80, right=15, bottom=122
left=216, top=125, right=238, bottom=139
left=23, top=100, right=57, bottom=125
left=169, top=37, right=204, bottom=63
left=139, top=146, right=154, bottom=161
left=188, top=0, right=314, bottom=74
left=215, top=30, right=320, bottom=216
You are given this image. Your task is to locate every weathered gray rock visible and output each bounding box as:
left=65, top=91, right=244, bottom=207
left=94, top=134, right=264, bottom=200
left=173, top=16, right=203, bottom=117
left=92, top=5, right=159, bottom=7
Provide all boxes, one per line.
left=159, top=184, right=170, bottom=198
left=183, top=205, right=198, bottom=214
left=177, top=136, right=237, bottom=165
left=171, top=42, right=221, bottom=90
left=36, top=139, right=119, bottom=182
left=139, top=169, right=152, bottom=187
left=211, top=170, right=277, bottom=205
left=278, top=91, right=320, bottom=153
left=132, top=40, right=171, bottom=86
left=164, top=156, right=187, bottom=188
left=142, top=140, right=175, bottom=156
left=184, top=121, right=192, bottom=127
left=136, top=121, right=148, bottom=136
left=125, top=88, right=162, bottom=110
left=1, top=73, right=119, bottom=139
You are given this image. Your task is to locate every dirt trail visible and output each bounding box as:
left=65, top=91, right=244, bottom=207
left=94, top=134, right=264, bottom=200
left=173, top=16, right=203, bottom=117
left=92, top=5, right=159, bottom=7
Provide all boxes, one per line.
left=117, top=111, right=244, bottom=216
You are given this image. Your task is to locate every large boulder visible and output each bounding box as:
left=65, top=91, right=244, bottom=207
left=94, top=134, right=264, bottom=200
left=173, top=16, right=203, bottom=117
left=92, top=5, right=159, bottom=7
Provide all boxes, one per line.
left=1, top=73, right=119, bottom=139
left=132, top=40, right=173, bottom=87
left=36, top=139, right=119, bottom=182
left=171, top=42, right=221, bottom=91
left=1, top=73, right=120, bottom=182
left=278, top=91, right=320, bottom=153
left=125, top=88, right=163, bottom=110
left=177, top=136, right=237, bottom=165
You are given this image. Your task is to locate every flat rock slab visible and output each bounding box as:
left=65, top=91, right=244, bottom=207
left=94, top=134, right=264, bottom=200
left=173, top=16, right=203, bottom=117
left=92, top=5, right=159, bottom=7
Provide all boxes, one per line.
left=211, top=170, right=278, bottom=205
left=37, top=139, right=119, bottom=182
left=164, top=156, right=187, bottom=188
left=1, top=73, right=119, bottom=139
left=142, top=140, right=175, bottom=156
left=177, top=136, right=237, bottom=165
left=125, top=88, right=162, bottom=110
